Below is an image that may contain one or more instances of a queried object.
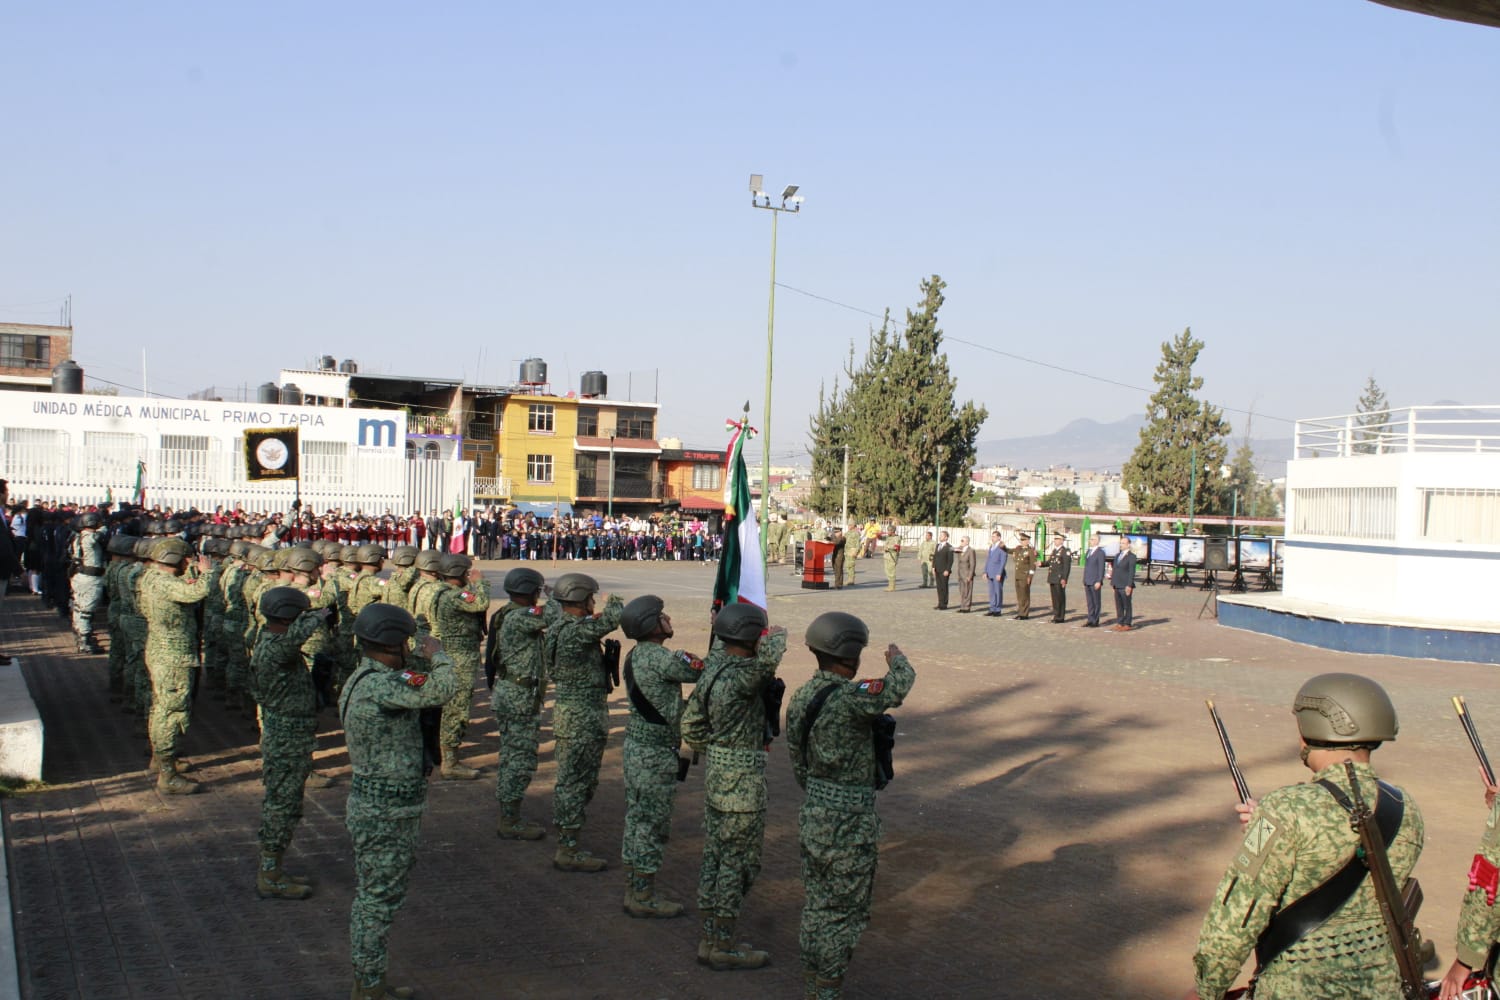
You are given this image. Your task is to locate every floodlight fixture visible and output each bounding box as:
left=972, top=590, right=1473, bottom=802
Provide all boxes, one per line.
left=750, top=173, right=764, bottom=196
left=781, top=184, right=799, bottom=201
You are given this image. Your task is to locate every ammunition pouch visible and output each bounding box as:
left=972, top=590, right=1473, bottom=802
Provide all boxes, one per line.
left=872, top=713, right=897, bottom=790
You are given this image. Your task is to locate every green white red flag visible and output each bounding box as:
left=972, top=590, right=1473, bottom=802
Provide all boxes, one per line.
left=711, top=414, right=766, bottom=614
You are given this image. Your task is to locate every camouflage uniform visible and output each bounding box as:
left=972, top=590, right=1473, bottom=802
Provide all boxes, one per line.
left=881, top=535, right=900, bottom=591
left=787, top=653, right=915, bottom=989
left=68, top=527, right=107, bottom=648
left=1452, top=797, right=1500, bottom=973
left=219, top=560, right=254, bottom=706
left=547, top=593, right=624, bottom=832
left=341, top=647, right=460, bottom=988
left=104, top=556, right=129, bottom=697
left=681, top=629, right=788, bottom=924
left=1192, top=762, right=1423, bottom=999
left=200, top=556, right=227, bottom=691
left=621, top=641, right=703, bottom=875
left=253, top=611, right=324, bottom=854
left=386, top=565, right=419, bottom=613
left=348, top=570, right=390, bottom=619
left=491, top=601, right=552, bottom=809
left=122, top=560, right=151, bottom=715
left=429, top=575, right=490, bottom=758
left=138, top=566, right=210, bottom=761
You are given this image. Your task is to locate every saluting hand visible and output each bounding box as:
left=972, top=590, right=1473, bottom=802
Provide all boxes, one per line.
left=885, top=643, right=901, bottom=666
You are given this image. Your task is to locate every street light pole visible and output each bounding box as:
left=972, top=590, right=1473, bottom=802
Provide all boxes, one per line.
left=749, top=173, right=802, bottom=564
left=935, top=447, right=944, bottom=530
left=608, top=435, right=616, bottom=520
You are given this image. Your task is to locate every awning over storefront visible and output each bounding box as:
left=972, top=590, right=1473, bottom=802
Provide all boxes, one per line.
left=509, top=501, right=574, bottom=519
left=669, top=493, right=722, bottom=514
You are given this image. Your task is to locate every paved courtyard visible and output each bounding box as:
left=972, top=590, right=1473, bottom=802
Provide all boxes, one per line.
left=3, top=554, right=1497, bottom=999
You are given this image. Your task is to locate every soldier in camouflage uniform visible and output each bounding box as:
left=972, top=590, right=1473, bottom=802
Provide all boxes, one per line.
left=199, top=537, right=229, bottom=693
left=619, top=594, right=703, bottom=918
left=139, top=538, right=212, bottom=794
left=787, top=612, right=915, bottom=999
left=490, top=567, right=551, bottom=841
left=681, top=603, right=787, bottom=971
left=342, top=603, right=460, bottom=1000
left=347, top=544, right=391, bottom=618
left=546, top=572, right=624, bottom=872
left=68, top=511, right=107, bottom=653
left=385, top=545, right=420, bottom=613
left=429, top=553, right=490, bottom=780
left=1189, top=673, right=1423, bottom=1000
left=406, top=550, right=445, bottom=626
left=123, top=539, right=153, bottom=727
left=252, top=586, right=327, bottom=901
left=1439, top=768, right=1500, bottom=997
left=220, top=542, right=260, bottom=713
left=103, top=534, right=139, bottom=701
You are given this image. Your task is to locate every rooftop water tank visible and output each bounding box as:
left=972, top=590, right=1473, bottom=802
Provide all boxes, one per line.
left=519, top=358, right=547, bottom=385
left=280, top=383, right=304, bottom=406
left=51, top=359, right=83, bottom=395
left=319, top=355, right=336, bottom=370
left=580, top=371, right=607, bottom=398
left=339, top=359, right=359, bottom=373
left=258, top=382, right=280, bottom=404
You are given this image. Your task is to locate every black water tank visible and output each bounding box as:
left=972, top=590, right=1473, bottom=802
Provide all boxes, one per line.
left=580, top=371, right=607, bottom=398
left=519, top=358, right=547, bottom=385
left=51, top=359, right=83, bottom=395
left=339, top=359, right=358, bottom=373
left=319, top=355, right=336, bottom=370
left=280, top=383, right=304, bottom=406
left=258, top=382, right=280, bottom=405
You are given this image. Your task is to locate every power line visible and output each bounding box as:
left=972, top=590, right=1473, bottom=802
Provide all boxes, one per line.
left=774, top=282, right=1294, bottom=425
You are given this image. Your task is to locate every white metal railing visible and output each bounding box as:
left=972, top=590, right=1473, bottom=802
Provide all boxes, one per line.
left=1294, top=405, right=1500, bottom=458
left=474, top=476, right=512, bottom=497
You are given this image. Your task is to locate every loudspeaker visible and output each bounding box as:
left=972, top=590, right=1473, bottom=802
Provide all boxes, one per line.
left=1203, top=538, right=1230, bottom=572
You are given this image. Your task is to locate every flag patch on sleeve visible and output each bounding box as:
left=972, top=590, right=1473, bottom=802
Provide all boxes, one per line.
left=399, top=671, right=427, bottom=687
left=856, top=679, right=884, bottom=694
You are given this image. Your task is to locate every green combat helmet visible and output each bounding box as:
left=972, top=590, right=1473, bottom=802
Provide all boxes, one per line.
left=341, top=545, right=360, bottom=565
left=1294, top=672, right=1398, bottom=745
left=151, top=538, right=193, bottom=566
left=438, top=553, right=472, bottom=580
left=621, top=595, right=666, bottom=640
left=389, top=545, right=419, bottom=568
left=355, top=603, right=419, bottom=648
left=283, top=547, right=322, bottom=576
left=553, top=572, right=599, bottom=604
left=712, top=603, right=767, bottom=644
left=804, top=612, right=870, bottom=660
left=414, top=550, right=444, bottom=574
left=354, top=543, right=386, bottom=566
left=108, top=534, right=140, bottom=557
left=502, top=567, right=544, bottom=597
left=260, top=586, right=311, bottom=622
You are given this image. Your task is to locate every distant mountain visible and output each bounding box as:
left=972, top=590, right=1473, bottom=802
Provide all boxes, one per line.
left=978, top=415, right=1292, bottom=478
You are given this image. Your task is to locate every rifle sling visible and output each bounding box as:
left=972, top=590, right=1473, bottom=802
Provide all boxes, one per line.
left=623, top=650, right=669, bottom=727
left=1254, top=779, right=1403, bottom=972
left=798, top=683, right=843, bottom=773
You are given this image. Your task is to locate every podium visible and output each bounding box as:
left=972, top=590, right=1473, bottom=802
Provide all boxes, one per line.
left=802, top=539, right=833, bottom=589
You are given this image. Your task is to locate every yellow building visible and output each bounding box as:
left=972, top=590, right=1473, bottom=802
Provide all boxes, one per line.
left=497, top=393, right=662, bottom=516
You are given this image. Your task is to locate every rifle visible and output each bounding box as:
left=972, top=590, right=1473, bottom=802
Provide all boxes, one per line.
left=1454, top=695, right=1497, bottom=787
left=1206, top=699, right=1252, bottom=804
left=1342, top=761, right=1428, bottom=1000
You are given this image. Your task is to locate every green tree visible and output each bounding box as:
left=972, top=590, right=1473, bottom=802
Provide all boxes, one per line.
left=1353, top=375, right=1388, bottom=454
left=1121, top=328, right=1231, bottom=516
left=1038, top=488, right=1082, bottom=512
left=805, top=276, right=988, bottom=525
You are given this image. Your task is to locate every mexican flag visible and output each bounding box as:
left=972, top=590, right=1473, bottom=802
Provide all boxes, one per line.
left=711, top=415, right=766, bottom=613
left=133, top=461, right=146, bottom=507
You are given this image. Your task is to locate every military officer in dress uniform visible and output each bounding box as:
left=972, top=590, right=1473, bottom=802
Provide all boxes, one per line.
left=1188, top=673, right=1422, bottom=1000
left=1005, top=531, right=1037, bottom=620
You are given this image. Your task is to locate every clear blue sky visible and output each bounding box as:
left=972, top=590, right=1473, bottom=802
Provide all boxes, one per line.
left=3, top=1, right=1496, bottom=461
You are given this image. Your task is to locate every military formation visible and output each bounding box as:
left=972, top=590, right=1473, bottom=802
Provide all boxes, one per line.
left=35, top=505, right=915, bottom=1000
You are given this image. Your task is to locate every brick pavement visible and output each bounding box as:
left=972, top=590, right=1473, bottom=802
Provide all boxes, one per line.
left=3, top=555, right=1499, bottom=999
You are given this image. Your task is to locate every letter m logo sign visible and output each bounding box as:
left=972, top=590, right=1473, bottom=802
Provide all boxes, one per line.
left=357, top=418, right=398, bottom=448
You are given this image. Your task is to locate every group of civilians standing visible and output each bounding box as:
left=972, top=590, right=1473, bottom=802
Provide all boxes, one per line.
left=917, top=529, right=1137, bottom=630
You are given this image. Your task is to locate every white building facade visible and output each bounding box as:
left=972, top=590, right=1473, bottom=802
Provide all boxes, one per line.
left=0, top=391, right=472, bottom=515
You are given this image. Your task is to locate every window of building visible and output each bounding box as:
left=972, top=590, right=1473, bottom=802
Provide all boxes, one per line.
left=3, top=427, right=67, bottom=484
left=616, top=408, right=654, bottom=439
left=300, top=440, right=347, bottom=490
left=0, top=334, right=51, bottom=369
left=84, top=431, right=141, bottom=488
left=692, top=464, right=722, bottom=491
left=159, top=434, right=212, bottom=487
left=577, top=409, right=599, bottom=436
left=422, top=442, right=441, bottom=461
left=528, top=404, right=554, bottom=433
left=527, top=453, right=554, bottom=484
left=1419, top=488, right=1500, bottom=545
left=405, top=441, right=417, bottom=459
left=1290, top=486, right=1397, bottom=540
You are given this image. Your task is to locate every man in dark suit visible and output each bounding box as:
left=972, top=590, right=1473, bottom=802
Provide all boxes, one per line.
left=1081, top=538, right=1106, bottom=627
left=1045, top=535, right=1071, bottom=623
left=931, top=530, right=953, bottom=609
left=425, top=511, right=443, bottom=550
left=1112, top=539, right=1138, bottom=631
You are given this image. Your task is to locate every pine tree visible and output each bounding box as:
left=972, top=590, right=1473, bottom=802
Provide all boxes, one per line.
left=1121, top=328, right=1231, bottom=516
left=1039, top=488, right=1082, bottom=512
left=805, top=276, right=988, bottom=525
left=1353, top=375, right=1389, bottom=454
